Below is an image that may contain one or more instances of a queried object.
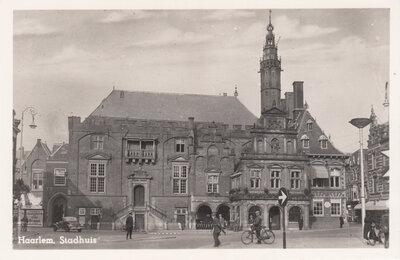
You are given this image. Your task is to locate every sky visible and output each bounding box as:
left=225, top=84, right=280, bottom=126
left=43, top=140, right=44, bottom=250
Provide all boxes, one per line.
left=13, top=9, right=390, bottom=153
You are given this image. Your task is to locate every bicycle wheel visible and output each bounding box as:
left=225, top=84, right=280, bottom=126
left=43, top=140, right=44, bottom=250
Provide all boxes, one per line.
left=261, top=229, right=275, bottom=244
left=241, top=231, right=253, bottom=245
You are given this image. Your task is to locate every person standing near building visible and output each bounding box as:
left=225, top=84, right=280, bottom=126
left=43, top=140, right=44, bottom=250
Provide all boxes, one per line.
left=219, top=214, right=225, bottom=228
left=253, top=211, right=263, bottom=244
left=340, top=215, right=344, bottom=228
left=298, top=215, right=304, bottom=231
left=125, top=212, right=134, bottom=240
left=212, top=213, right=225, bottom=247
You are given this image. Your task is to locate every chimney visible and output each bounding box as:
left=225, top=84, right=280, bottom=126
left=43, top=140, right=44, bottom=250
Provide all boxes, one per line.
left=285, top=92, right=294, bottom=119
left=293, top=81, right=304, bottom=109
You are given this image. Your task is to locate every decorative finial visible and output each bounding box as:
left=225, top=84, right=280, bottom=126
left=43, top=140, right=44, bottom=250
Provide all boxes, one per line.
left=234, top=85, right=238, bottom=97
left=383, top=82, right=389, bottom=107
left=267, top=10, right=274, bottom=32
left=269, top=9, right=272, bottom=24
left=304, top=100, right=309, bottom=109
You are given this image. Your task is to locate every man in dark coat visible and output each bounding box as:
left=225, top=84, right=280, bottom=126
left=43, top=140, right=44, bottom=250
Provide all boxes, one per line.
left=212, top=213, right=225, bottom=247
left=340, top=215, right=344, bottom=228
left=253, top=211, right=262, bottom=244
left=298, top=215, right=304, bottom=231
left=125, top=212, right=134, bottom=240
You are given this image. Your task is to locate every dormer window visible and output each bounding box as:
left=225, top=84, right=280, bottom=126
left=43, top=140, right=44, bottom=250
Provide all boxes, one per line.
left=306, top=119, right=313, bottom=131
left=319, top=135, right=328, bottom=149
left=300, top=134, right=309, bottom=148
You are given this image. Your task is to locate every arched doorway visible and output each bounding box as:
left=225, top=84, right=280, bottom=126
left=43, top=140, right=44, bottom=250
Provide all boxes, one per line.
left=52, top=196, right=67, bottom=224
left=269, top=206, right=281, bottom=230
left=217, top=204, right=230, bottom=227
left=196, top=205, right=212, bottom=229
left=248, top=205, right=262, bottom=221
left=134, top=185, right=145, bottom=207
left=289, top=206, right=302, bottom=222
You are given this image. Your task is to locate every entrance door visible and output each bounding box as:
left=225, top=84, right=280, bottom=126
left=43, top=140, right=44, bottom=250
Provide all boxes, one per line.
left=177, top=215, right=186, bottom=230
left=134, top=185, right=145, bottom=207
left=52, top=196, right=66, bottom=224
left=91, top=215, right=99, bottom=229
left=135, top=213, right=145, bottom=231
left=269, top=206, right=281, bottom=230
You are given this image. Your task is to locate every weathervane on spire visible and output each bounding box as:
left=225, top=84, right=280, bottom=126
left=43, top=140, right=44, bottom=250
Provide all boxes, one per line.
left=267, top=10, right=274, bottom=31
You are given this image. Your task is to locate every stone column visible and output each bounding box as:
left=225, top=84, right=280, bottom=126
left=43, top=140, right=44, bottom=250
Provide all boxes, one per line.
left=304, top=205, right=310, bottom=230
left=264, top=205, right=270, bottom=229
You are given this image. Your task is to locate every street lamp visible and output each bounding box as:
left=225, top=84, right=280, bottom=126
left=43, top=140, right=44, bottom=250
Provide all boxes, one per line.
left=349, top=117, right=371, bottom=240
left=15, top=107, right=38, bottom=238
left=19, top=107, right=38, bottom=171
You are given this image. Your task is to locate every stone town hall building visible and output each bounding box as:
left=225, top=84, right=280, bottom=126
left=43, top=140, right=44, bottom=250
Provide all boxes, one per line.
left=43, top=14, right=348, bottom=231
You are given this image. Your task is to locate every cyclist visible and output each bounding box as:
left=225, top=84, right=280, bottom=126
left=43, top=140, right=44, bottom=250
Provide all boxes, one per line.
left=253, top=211, right=262, bottom=244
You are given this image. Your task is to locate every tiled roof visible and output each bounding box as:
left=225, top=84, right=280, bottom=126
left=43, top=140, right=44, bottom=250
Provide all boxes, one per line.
left=89, top=90, right=257, bottom=125
left=296, top=110, right=344, bottom=155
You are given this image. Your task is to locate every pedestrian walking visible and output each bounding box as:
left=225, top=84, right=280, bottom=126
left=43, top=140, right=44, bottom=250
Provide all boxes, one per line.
left=298, top=215, right=303, bottom=231
left=125, top=212, right=134, bottom=240
left=21, top=215, right=28, bottom=232
left=234, top=214, right=240, bottom=232
left=339, top=215, right=344, bottom=228
left=212, top=213, right=225, bottom=247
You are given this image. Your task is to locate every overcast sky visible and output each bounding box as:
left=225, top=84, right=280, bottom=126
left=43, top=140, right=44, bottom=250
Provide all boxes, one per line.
left=13, top=9, right=389, bottom=153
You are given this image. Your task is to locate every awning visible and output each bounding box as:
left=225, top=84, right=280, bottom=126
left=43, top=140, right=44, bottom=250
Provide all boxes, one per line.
left=311, top=165, right=329, bottom=179
left=354, top=200, right=389, bottom=211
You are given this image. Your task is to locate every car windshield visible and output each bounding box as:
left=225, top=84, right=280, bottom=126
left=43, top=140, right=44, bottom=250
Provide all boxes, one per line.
left=63, top=217, right=78, bottom=222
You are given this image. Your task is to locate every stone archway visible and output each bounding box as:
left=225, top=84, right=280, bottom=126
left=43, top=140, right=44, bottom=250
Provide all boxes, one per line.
left=133, top=185, right=145, bottom=207
left=47, top=194, right=67, bottom=226
left=269, top=206, right=281, bottom=230
left=196, top=204, right=212, bottom=229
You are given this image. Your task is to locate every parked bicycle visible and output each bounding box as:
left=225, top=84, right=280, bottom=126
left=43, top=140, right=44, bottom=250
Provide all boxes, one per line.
left=241, top=226, right=275, bottom=245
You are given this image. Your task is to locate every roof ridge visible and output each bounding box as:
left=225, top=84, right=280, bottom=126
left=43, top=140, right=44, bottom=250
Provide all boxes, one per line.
left=113, top=89, right=235, bottom=98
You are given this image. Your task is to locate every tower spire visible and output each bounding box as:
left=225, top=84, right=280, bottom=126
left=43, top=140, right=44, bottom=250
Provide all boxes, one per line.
left=269, top=9, right=272, bottom=24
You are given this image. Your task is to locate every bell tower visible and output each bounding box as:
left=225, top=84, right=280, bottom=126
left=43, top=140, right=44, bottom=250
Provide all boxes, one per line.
left=260, top=10, right=281, bottom=113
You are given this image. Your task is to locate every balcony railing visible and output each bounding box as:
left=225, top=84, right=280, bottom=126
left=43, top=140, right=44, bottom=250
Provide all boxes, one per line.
left=125, top=149, right=156, bottom=164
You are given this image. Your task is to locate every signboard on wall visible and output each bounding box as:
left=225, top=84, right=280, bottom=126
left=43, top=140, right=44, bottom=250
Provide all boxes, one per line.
left=24, top=209, right=44, bottom=227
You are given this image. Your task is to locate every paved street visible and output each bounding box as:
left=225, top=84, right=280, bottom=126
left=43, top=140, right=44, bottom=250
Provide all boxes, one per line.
left=13, top=223, right=387, bottom=249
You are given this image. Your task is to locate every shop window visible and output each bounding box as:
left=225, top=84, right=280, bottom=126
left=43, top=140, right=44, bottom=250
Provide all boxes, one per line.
left=313, top=200, right=323, bottom=216
left=330, top=199, right=341, bottom=216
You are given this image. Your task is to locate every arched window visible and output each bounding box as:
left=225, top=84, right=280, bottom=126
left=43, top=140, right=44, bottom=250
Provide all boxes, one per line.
left=257, top=139, right=264, bottom=153
left=287, top=140, right=294, bottom=154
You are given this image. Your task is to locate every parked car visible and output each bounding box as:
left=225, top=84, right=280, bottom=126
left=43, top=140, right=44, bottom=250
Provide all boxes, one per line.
left=53, top=216, right=82, bottom=232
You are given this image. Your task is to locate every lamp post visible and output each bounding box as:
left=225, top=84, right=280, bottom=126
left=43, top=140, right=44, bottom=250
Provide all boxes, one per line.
left=19, top=107, right=38, bottom=174
left=349, top=117, right=371, bottom=240
left=15, top=107, right=37, bottom=238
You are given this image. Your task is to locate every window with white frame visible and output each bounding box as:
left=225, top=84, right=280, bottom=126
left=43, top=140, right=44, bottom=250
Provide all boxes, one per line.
left=89, top=161, right=106, bottom=193
left=78, top=208, right=86, bottom=216
left=300, top=135, right=309, bottom=148
left=250, top=169, right=261, bottom=189
left=330, top=168, right=340, bottom=188
left=307, top=121, right=313, bottom=131
left=330, top=199, right=341, bottom=216
left=93, top=135, right=104, bottom=150
left=32, top=170, right=43, bottom=190
left=231, top=177, right=240, bottom=189
left=176, top=139, right=185, bottom=153
left=270, top=170, right=280, bottom=189
left=207, top=174, right=219, bottom=193
left=90, top=208, right=101, bottom=215
left=172, top=164, right=188, bottom=194
left=321, top=140, right=328, bottom=149
left=54, top=168, right=66, bottom=186
left=290, top=171, right=301, bottom=189
left=313, top=199, right=323, bottom=216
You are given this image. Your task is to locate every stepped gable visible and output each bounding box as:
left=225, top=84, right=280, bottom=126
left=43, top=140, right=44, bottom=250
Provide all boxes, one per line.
left=296, top=109, right=343, bottom=155
left=89, top=90, right=257, bottom=126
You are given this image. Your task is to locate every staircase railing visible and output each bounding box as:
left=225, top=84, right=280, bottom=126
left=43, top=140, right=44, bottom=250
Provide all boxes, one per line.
left=146, top=202, right=170, bottom=222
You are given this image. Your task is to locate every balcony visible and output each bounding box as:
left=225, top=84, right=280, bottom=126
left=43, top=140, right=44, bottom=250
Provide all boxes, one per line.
left=125, top=149, right=156, bottom=164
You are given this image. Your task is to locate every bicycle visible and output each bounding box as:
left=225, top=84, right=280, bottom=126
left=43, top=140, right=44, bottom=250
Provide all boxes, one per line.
left=241, top=226, right=275, bottom=245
